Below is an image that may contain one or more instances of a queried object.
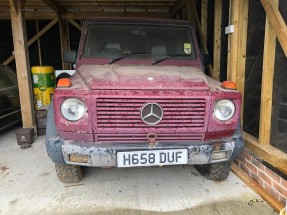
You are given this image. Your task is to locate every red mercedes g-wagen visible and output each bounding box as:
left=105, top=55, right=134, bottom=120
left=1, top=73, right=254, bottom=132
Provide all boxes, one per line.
left=46, top=18, right=243, bottom=183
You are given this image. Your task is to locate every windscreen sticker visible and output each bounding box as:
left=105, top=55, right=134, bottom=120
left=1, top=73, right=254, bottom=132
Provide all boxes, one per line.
left=184, top=43, right=192, bottom=54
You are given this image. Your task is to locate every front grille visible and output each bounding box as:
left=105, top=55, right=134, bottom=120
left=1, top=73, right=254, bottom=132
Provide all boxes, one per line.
left=95, top=98, right=206, bottom=129
left=96, top=133, right=203, bottom=142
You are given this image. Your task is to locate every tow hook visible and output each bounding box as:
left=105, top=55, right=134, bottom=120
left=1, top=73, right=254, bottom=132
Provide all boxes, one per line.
left=147, top=133, right=157, bottom=146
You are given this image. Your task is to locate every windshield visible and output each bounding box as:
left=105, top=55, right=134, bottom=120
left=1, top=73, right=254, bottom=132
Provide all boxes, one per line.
left=84, top=24, right=196, bottom=61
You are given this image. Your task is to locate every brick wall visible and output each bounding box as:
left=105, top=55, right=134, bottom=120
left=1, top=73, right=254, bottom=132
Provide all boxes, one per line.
left=234, top=148, right=287, bottom=205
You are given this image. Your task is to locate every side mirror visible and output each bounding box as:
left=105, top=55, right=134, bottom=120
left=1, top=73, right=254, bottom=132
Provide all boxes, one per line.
left=64, top=51, right=77, bottom=64
left=201, top=53, right=211, bottom=66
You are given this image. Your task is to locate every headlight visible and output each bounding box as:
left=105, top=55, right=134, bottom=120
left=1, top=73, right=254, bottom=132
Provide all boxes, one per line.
left=214, top=99, right=235, bottom=121
left=61, top=98, right=85, bottom=121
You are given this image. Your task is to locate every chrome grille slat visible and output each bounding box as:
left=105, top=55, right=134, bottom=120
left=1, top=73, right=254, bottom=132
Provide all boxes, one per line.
left=96, top=98, right=206, bottom=129
left=97, top=134, right=203, bottom=142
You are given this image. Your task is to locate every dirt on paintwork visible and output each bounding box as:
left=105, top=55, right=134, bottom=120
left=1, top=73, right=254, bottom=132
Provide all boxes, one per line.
left=38, top=200, right=277, bottom=215
left=8, top=199, right=19, bottom=205
left=77, top=64, right=209, bottom=91
left=1, top=166, right=9, bottom=171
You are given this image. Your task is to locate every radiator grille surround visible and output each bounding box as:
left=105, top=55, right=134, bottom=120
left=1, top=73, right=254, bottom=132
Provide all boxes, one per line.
left=93, top=97, right=209, bottom=142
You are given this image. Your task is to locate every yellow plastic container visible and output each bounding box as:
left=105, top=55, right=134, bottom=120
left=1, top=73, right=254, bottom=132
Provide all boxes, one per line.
left=31, top=66, right=55, bottom=109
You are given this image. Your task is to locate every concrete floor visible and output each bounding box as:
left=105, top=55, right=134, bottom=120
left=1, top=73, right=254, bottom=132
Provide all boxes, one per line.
left=0, top=127, right=278, bottom=215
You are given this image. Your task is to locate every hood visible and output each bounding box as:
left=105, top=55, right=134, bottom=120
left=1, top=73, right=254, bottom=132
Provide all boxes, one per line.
left=77, top=64, right=210, bottom=91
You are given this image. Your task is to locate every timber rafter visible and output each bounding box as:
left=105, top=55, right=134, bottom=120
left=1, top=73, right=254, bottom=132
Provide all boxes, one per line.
left=42, top=0, right=66, bottom=15
left=0, top=0, right=178, bottom=19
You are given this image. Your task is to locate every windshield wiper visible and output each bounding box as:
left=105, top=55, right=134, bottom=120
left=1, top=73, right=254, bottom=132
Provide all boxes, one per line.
left=109, top=52, right=148, bottom=64
left=152, top=54, right=190, bottom=65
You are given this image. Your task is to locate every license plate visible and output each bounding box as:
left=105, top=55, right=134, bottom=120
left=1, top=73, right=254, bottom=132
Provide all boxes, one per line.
left=117, top=149, right=188, bottom=168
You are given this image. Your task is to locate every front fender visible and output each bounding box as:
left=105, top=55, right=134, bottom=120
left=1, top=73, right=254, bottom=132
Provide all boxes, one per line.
left=230, top=121, right=244, bottom=160
left=45, top=101, right=65, bottom=164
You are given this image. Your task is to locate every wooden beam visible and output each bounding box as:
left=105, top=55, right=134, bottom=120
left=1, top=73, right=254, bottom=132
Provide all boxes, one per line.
left=182, top=6, right=187, bottom=20
left=243, top=132, right=287, bottom=176
left=0, top=12, right=57, bottom=20
left=3, top=19, right=58, bottom=65
left=10, top=0, right=18, bottom=15
left=189, top=0, right=215, bottom=78
left=231, top=164, right=284, bottom=213
left=41, top=0, right=66, bottom=15
left=226, top=0, right=248, bottom=124
left=59, top=17, right=70, bottom=69
left=186, top=0, right=192, bottom=21
left=260, top=0, right=287, bottom=58
left=213, top=0, right=222, bottom=81
left=0, top=11, right=169, bottom=20
left=66, top=21, right=71, bottom=57
left=259, top=0, right=279, bottom=145
left=169, top=0, right=187, bottom=18
left=236, top=0, right=249, bottom=122
left=227, top=0, right=240, bottom=82
left=64, top=11, right=169, bottom=19
left=35, top=20, right=43, bottom=66
left=67, top=19, right=82, bottom=31
left=9, top=0, right=35, bottom=129
left=201, top=0, right=208, bottom=45
left=2, top=55, right=16, bottom=66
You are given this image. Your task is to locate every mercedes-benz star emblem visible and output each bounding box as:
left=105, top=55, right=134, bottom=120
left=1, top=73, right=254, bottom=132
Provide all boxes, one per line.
left=141, top=103, right=163, bottom=125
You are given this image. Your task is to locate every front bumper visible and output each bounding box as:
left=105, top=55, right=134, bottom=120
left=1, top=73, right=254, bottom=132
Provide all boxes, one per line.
left=46, top=135, right=244, bottom=167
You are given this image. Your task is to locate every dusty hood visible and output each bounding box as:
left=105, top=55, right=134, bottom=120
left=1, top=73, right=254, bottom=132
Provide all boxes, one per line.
left=77, top=64, right=210, bottom=91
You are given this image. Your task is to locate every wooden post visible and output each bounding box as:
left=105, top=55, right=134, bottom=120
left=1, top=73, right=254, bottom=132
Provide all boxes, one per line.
left=186, top=0, right=193, bottom=21
left=169, top=0, right=187, bottom=18
left=59, top=16, right=70, bottom=70
left=35, top=20, right=42, bottom=66
left=213, top=0, right=222, bottom=81
left=67, top=21, right=70, bottom=56
left=236, top=0, right=248, bottom=121
left=259, top=0, right=279, bottom=145
left=260, top=0, right=287, bottom=57
left=182, top=6, right=187, bottom=20
left=227, top=0, right=240, bottom=82
left=227, top=0, right=249, bottom=123
left=201, top=0, right=208, bottom=45
left=189, top=0, right=215, bottom=78
left=9, top=0, right=36, bottom=129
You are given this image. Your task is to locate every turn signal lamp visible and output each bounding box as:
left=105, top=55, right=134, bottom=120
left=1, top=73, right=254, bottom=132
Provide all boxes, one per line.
left=210, top=151, right=227, bottom=161
left=57, top=78, right=72, bottom=88
left=221, top=81, right=237, bottom=90
left=69, top=154, right=89, bottom=163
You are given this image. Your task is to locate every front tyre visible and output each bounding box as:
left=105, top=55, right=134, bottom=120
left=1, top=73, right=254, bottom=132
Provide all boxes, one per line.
left=55, top=163, right=82, bottom=183
left=195, top=161, right=232, bottom=181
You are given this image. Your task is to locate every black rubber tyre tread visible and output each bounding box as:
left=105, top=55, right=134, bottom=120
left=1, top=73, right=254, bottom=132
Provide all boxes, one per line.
left=194, top=164, right=210, bottom=175
left=208, top=161, right=232, bottom=181
left=195, top=161, right=232, bottom=181
left=55, top=163, right=82, bottom=183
